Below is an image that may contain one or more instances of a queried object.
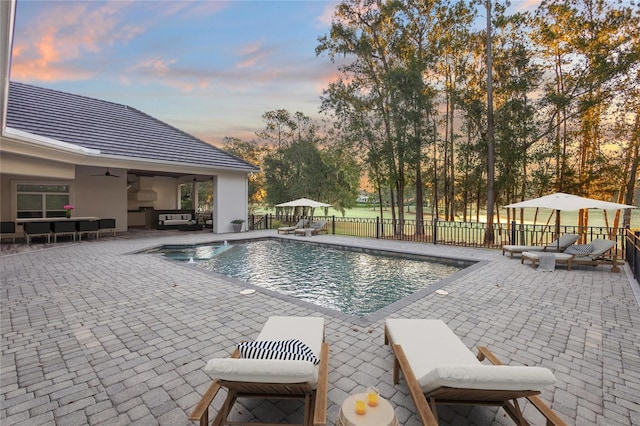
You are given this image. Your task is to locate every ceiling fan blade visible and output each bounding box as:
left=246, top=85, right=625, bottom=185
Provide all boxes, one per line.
left=91, top=169, right=119, bottom=177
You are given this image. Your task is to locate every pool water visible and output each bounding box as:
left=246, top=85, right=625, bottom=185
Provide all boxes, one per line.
left=195, top=239, right=463, bottom=316
left=143, top=244, right=231, bottom=260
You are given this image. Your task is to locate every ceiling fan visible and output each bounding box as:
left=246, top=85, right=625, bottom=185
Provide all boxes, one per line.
left=92, top=168, right=120, bottom=178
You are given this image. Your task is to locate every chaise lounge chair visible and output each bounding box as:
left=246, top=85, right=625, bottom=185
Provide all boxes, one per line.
left=384, top=318, right=566, bottom=426
left=189, top=316, right=329, bottom=426
left=521, top=238, right=620, bottom=272
left=294, top=220, right=328, bottom=236
left=501, top=234, right=579, bottom=258
left=278, top=219, right=309, bottom=234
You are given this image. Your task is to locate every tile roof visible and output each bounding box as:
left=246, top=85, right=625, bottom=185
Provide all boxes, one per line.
left=6, top=81, right=259, bottom=172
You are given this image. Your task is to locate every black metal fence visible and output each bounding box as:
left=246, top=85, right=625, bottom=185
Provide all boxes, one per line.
left=250, top=214, right=630, bottom=260
left=625, top=229, right=640, bottom=284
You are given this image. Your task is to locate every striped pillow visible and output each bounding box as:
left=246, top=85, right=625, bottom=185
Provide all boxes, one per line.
left=564, top=243, right=594, bottom=256
left=238, top=339, right=320, bottom=365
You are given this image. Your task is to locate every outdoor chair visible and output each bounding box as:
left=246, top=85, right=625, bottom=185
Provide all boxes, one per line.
left=1, top=221, right=16, bottom=243
left=278, top=218, right=308, bottom=234
left=98, top=218, right=116, bottom=237
left=52, top=221, right=76, bottom=242
left=501, top=234, right=579, bottom=258
left=189, top=316, right=329, bottom=426
left=521, top=238, right=620, bottom=272
left=294, top=220, right=327, bottom=236
left=23, top=222, right=51, bottom=245
left=384, top=318, right=566, bottom=426
left=76, top=220, right=100, bottom=240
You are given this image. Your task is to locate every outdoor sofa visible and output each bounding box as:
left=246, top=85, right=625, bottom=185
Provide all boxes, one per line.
left=157, top=213, right=193, bottom=229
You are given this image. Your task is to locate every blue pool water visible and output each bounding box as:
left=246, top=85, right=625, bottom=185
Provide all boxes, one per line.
left=190, top=239, right=464, bottom=316
left=143, top=244, right=231, bottom=260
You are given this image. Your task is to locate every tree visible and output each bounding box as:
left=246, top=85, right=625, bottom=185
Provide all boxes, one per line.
left=259, top=110, right=360, bottom=212
left=221, top=137, right=267, bottom=206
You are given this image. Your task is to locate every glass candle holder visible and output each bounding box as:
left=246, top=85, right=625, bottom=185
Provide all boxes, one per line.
left=354, top=393, right=367, bottom=415
left=366, top=386, right=379, bottom=407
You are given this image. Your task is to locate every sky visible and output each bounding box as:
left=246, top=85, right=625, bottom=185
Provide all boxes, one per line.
left=10, top=0, right=541, bottom=146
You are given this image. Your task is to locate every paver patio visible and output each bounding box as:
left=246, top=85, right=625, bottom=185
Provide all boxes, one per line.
left=1, top=230, right=639, bottom=425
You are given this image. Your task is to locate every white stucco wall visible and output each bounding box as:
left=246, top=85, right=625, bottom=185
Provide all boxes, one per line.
left=214, top=171, right=249, bottom=233
left=75, top=166, right=128, bottom=232
left=152, top=177, right=179, bottom=209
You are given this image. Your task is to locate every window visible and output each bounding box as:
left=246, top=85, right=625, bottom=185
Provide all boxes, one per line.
left=16, top=184, right=70, bottom=218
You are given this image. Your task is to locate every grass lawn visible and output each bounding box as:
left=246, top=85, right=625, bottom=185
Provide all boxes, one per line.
left=254, top=205, right=639, bottom=229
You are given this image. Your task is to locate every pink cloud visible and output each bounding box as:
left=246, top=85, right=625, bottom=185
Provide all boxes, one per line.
left=513, top=0, right=542, bottom=12
left=11, top=2, right=142, bottom=82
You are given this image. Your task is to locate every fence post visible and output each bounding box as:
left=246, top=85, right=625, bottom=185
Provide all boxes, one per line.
left=433, top=218, right=438, bottom=245
left=376, top=217, right=380, bottom=239
left=511, top=220, right=516, bottom=245
left=635, top=231, right=640, bottom=280
left=332, top=215, right=335, bottom=235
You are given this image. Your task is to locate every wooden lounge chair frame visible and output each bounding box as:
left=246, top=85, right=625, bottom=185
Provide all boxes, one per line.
left=384, top=325, right=567, bottom=426
left=522, top=239, right=622, bottom=272
left=294, top=221, right=328, bottom=236
left=501, top=234, right=579, bottom=258
left=278, top=219, right=308, bottom=234
left=189, top=343, right=329, bottom=426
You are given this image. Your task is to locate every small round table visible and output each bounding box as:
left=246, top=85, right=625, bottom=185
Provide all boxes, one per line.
left=337, top=395, right=398, bottom=426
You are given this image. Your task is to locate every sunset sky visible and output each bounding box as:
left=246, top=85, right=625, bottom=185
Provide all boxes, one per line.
left=10, top=0, right=540, bottom=146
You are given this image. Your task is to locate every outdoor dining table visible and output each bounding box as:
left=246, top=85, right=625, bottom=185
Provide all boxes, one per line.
left=16, top=217, right=100, bottom=223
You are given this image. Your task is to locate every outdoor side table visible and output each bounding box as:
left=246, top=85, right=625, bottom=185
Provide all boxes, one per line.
left=337, top=395, right=398, bottom=426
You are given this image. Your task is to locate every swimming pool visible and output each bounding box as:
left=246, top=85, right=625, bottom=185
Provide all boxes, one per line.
left=167, top=239, right=465, bottom=317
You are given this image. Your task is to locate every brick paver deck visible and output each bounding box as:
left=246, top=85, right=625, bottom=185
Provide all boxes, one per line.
left=2, top=230, right=639, bottom=425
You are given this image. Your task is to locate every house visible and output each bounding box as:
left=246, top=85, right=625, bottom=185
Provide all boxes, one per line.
left=0, top=0, right=259, bottom=235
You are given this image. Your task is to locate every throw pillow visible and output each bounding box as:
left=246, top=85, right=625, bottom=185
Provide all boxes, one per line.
left=564, top=243, right=594, bottom=256
left=238, top=339, right=320, bottom=365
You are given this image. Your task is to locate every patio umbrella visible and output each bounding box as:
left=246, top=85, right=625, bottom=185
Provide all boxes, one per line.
left=504, top=192, right=636, bottom=240
left=275, top=198, right=332, bottom=219
left=275, top=198, right=332, bottom=208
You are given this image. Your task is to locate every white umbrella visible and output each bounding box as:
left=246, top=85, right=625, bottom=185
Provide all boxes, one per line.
left=503, top=192, right=635, bottom=211
left=504, top=192, right=636, bottom=237
left=275, top=198, right=332, bottom=208
left=275, top=198, right=332, bottom=221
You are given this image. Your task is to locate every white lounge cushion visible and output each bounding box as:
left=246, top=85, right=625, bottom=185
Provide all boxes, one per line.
left=386, top=319, right=480, bottom=384
left=385, top=319, right=556, bottom=394
left=205, top=358, right=317, bottom=385
left=522, top=252, right=574, bottom=262
left=204, top=316, right=324, bottom=388
left=421, top=365, right=556, bottom=393
left=257, top=316, right=324, bottom=358
left=502, top=245, right=545, bottom=253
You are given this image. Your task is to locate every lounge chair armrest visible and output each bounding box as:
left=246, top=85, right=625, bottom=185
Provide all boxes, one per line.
left=189, top=349, right=240, bottom=425
left=478, top=347, right=568, bottom=425
left=393, top=344, right=439, bottom=426
left=188, top=381, right=222, bottom=425
left=527, top=394, right=569, bottom=426
left=313, top=342, right=329, bottom=426
left=477, top=346, right=503, bottom=365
